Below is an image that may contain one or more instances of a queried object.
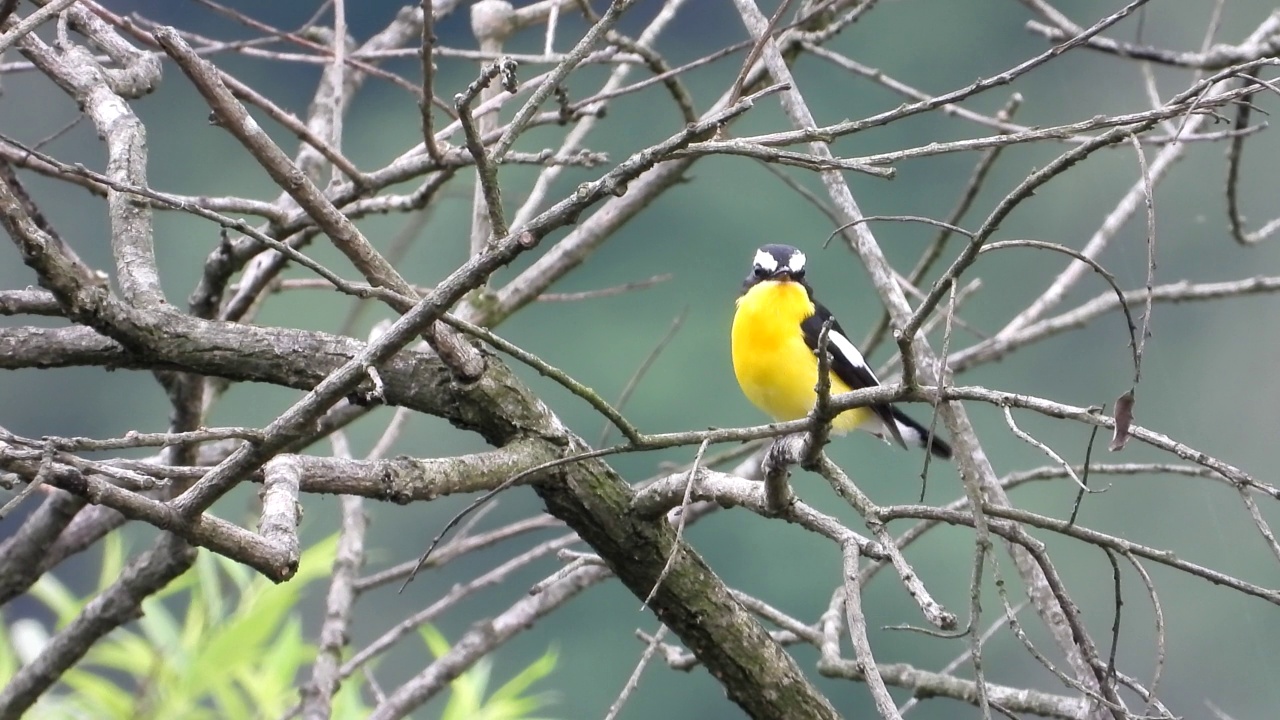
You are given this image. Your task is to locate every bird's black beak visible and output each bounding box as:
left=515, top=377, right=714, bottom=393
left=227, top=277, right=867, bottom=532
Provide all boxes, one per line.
left=742, top=266, right=803, bottom=291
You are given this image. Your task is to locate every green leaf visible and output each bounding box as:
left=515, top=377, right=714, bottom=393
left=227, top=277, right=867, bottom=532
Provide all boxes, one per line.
left=258, top=615, right=309, bottom=683
left=292, top=534, right=342, bottom=585
left=137, top=594, right=183, bottom=656
left=238, top=617, right=309, bottom=716
left=447, top=656, right=490, bottom=719
left=194, top=550, right=226, bottom=626
left=82, top=632, right=154, bottom=677
left=421, top=627, right=561, bottom=720
left=207, top=675, right=251, bottom=720
left=419, top=624, right=451, bottom=659
left=59, top=667, right=135, bottom=719
left=0, top=616, right=18, bottom=680
left=95, top=532, right=126, bottom=594
left=28, top=574, right=81, bottom=627
left=331, top=675, right=374, bottom=720
left=488, top=645, right=558, bottom=706
left=196, top=586, right=297, bottom=676
left=150, top=553, right=200, bottom=603
left=217, top=549, right=255, bottom=591
left=178, top=593, right=209, bottom=657
left=3, top=532, right=376, bottom=720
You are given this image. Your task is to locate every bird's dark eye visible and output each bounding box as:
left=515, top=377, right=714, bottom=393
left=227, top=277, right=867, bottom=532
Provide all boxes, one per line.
left=752, top=266, right=770, bottom=279
left=791, top=268, right=806, bottom=279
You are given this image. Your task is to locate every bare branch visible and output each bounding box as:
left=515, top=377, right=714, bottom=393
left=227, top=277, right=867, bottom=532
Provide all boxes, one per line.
left=0, top=535, right=195, bottom=719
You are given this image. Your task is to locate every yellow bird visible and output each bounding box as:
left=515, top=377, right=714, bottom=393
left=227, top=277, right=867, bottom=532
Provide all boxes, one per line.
left=731, top=244, right=951, bottom=458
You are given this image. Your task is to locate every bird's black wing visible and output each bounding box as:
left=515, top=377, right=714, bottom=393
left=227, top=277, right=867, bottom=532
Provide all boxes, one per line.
left=800, top=300, right=907, bottom=448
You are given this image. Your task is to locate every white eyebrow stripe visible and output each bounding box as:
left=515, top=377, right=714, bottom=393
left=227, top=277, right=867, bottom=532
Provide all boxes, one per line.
left=787, top=251, right=806, bottom=272
left=827, top=326, right=879, bottom=384
left=754, top=248, right=778, bottom=272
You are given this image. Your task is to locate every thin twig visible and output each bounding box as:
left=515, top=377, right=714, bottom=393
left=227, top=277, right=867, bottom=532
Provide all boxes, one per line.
left=604, top=624, right=668, bottom=720
left=642, top=439, right=708, bottom=607
left=419, top=0, right=443, bottom=164
left=598, top=306, right=688, bottom=447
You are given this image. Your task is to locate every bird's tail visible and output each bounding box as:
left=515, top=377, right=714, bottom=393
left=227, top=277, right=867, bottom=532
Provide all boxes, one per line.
left=888, top=407, right=952, bottom=460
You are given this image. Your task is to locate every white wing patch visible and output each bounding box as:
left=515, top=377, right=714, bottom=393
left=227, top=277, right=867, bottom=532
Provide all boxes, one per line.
left=753, top=248, right=778, bottom=273
left=786, top=250, right=806, bottom=273
left=894, top=418, right=926, bottom=447
left=826, top=327, right=879, bottom=384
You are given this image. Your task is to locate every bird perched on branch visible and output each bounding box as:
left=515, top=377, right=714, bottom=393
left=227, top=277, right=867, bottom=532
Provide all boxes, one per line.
left=731, top=244, right=951, bottom=459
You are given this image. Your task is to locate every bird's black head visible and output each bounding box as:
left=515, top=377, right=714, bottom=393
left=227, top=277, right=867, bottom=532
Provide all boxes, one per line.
left=743, top=244, right=808, bottom=290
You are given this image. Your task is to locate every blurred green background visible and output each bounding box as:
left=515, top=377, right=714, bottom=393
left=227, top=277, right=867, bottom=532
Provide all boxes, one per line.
left=3, top=1, right=1280, bottom=718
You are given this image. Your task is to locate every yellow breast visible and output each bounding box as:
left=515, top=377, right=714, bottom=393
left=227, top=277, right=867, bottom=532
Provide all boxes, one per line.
left=730, top=281, right=870, bottom=432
